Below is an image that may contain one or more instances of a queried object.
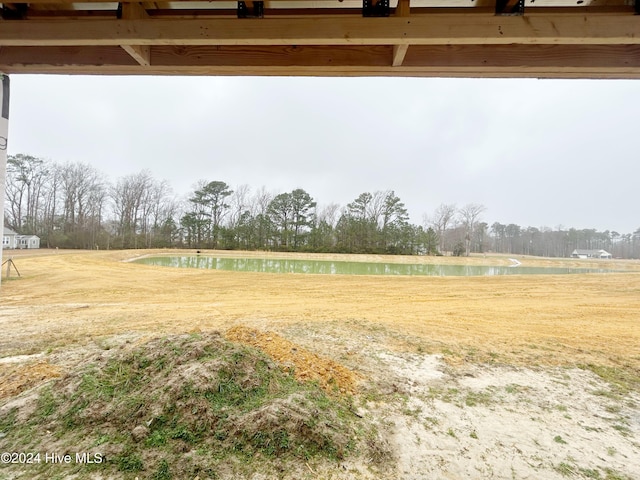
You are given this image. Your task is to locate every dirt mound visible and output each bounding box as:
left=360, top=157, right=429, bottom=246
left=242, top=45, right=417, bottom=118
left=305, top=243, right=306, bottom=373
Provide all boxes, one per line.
left=225, top=326, right=359, bottom=395
left=0, top=332, right=380, bottom=480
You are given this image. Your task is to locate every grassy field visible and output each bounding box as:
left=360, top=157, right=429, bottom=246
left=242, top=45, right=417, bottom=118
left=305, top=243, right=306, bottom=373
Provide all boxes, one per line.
left=1, top=249, right=639, bottom=479
left=1, top=249, right=639, bottom=369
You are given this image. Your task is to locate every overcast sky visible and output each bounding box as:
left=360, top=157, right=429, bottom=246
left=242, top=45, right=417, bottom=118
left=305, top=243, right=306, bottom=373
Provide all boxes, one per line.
left=6, top=75, right=639, bottom=233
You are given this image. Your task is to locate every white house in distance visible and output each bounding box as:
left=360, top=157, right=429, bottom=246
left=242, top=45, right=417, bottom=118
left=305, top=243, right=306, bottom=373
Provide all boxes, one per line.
left=571, top=249, right=612, bottom=259
left=2, top=227, right=41, bottom=250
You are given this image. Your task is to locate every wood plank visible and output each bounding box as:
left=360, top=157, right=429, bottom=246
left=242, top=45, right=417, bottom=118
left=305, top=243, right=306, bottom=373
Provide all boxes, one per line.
left=395, top=0, right=410, bottom=17
left=1, top=14, right=640, bottom=47
left=403, top=44, right=640, bottom=68
left=120, top=2, right=151, bottom=65
left=392, top=0, right=410, bottom=67
left=2, top=63, right=640, bottom=79
left=0, top=46, right=139, bottom=65
left=121, top=44, right=151, bottom=65
left=392, top=44, right=409, bottom=67
left=0, top=45, right=391, bottom=67
left=3, top=44, right=640, bottom=73
left=152, top=44, right=392, bottom=66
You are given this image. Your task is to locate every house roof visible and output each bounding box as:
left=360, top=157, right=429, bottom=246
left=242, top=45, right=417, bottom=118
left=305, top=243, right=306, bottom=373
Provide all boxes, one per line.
left=1, top=0, right=639, bottom=78
left=573, top=249, right=611, bottom=255
left=3, top=227, right=18, bottom=236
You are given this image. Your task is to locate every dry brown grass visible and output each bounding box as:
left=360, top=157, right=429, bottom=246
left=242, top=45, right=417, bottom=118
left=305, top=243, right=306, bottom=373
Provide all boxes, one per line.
left=1, top=249, right=639, bottom=376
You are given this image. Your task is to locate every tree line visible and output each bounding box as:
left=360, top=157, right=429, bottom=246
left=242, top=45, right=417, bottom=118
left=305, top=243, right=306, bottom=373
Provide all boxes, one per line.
left=4, top=154, right=640, bottom=258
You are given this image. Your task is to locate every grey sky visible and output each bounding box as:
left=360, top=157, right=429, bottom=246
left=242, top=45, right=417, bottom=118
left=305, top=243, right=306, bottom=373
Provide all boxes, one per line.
left=7, top=75, right=639, bottom=234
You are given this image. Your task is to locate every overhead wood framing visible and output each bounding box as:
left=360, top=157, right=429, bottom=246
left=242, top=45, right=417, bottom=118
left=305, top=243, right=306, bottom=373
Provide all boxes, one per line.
left=1, top=0, right=639, bottom=78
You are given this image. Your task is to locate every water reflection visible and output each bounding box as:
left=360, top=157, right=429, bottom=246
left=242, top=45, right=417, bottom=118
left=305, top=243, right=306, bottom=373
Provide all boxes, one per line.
left=134, top=256, right=614, bottom=277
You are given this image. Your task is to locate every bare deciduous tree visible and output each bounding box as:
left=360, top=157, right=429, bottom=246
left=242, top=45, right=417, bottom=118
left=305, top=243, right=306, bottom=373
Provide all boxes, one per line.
left=458, top=203, right=486, bottom=256
left=430, top=203, right=457, bottom=254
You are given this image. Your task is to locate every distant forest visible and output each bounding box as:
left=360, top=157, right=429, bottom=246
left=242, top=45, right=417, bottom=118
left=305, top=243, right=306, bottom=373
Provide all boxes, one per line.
left=4, top=154, right=640, bottom=259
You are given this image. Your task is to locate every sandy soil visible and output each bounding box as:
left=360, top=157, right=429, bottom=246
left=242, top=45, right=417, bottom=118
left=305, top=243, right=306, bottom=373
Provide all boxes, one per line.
left=1, top=249, right=639, bottom=479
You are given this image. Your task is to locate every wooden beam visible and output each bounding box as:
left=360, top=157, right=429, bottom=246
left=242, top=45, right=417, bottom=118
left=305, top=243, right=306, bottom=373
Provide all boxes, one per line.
left=3, top=44, right=640, bottom=75
left=403, top=44, right=640, bottom=69
left=2, top=14, right=640, bottom=47
left=120, top=2, right=151, bottom=66
left=120, top=44, right=150, bottom=65
left=392, top=45, right=409, bottom=67
left=0, top=45, right=392, bottom=67
left=395, top=0, right=410, bottom=17
left=392, top=0, right=409, bottom=67
left=3, top=64, right=640, bottom=80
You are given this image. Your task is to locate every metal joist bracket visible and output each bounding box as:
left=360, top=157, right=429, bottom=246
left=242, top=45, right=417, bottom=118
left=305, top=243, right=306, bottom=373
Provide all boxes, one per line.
left=363, top=0, right=390, bottom=17
left=495, top=0, right=524, bottom=16
left=238, top=1, right=264, bottom=18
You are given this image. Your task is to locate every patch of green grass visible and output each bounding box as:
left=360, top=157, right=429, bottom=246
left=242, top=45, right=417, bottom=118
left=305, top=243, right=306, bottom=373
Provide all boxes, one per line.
left=554, top=462, right=575, bottom=476
left=591, top=389, right=617, bottom=399
left=35, top=386, right=58, bottom=418
left=612, top=424, right=631, bottom=437
left=583, top=426, right=602, bottom=433
left=115, top=451, right=144, bottom=472
left=504, top=384, right=521, bottom=394
left=604, top=404, right=622, bottom=414
left=153, top=459, right=172, bottom=480
left=0, top=407, right=17, bottom=432
left=169, top=424, right=197, bottom=444
left=553, top=435, right=567, bottom=444
left=604, top=468, right=634, bottom=480
left=465, top=390, right=494, bottom=407
left=93, top=434, right=110, bottom=446
left=423, top=417, right=439, bottom=430
left=469, top=430, right=478, bottom=439
left=402, top=405, right=423, bottom=417
left=579, top=467, right=602, bottom=479
left=446, top=428, right=456, bottom=438
left=145, top=429, right=167, bottom=447
left=580, top=364, right=640, bottom=397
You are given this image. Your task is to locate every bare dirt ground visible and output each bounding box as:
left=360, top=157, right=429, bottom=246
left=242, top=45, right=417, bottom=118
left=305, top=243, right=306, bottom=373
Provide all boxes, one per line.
left=1, top=249, right=640, bottom=479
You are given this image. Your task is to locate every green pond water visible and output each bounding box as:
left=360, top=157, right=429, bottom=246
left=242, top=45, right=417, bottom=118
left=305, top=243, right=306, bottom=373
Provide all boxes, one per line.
left=133, top=256, right=615, bottom=276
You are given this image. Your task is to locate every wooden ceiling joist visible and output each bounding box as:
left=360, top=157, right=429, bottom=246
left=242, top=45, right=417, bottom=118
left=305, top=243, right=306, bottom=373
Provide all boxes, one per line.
left=0, top=1, right=639, bottom=78
left=391, top=0, right=409, bottom=67
left=119, top=2, right=151, bottom=66
left=3, top=15, right=640, bottom=47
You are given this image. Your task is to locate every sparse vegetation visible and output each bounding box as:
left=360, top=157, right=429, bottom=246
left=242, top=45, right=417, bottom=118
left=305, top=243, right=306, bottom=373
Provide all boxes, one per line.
left=555, top=462, right=576, bottom=476
left=604, top=468, right=635, bottom=480
left=581, top=364, right=640, bottom=397
left=0, top=333, right=388, bottom=479
left=554, top=435, right=568, bottom=444
left=465, top=390, right=494, bottom=407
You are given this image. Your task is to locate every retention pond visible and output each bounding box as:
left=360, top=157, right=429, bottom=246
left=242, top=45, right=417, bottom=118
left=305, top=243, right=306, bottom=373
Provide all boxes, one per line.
left=133, top=256, right=617, bottom=277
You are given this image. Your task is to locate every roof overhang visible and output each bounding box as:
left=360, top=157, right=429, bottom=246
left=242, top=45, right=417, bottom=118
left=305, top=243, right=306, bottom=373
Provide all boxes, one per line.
left=1, top=0, right=640, bottom=78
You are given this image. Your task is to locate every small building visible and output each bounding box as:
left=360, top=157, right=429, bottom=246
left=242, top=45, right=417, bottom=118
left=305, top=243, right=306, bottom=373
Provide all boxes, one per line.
left=571, top=249, right=612, bottom=259
left=2, top=227, right=18, bottom=249
left=2, top=227, right=40, bottom=249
